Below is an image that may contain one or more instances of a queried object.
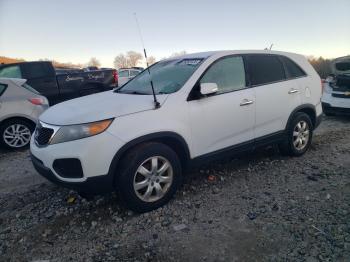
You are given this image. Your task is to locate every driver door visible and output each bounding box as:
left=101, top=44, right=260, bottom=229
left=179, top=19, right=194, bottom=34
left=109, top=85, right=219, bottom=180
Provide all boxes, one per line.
left=188, top=56, right=256, bottom=157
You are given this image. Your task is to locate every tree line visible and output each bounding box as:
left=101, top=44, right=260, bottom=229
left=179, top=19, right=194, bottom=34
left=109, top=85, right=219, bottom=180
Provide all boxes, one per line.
left=0, top=53, right=342, bottom=78
left=307, top=56, right=334, bottom=79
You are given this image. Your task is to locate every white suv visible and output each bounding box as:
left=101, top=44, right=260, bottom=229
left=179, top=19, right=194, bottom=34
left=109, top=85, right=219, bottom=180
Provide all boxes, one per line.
left=30, top=50, right=323, bottom=212
left=321, top=55, right=350, bottom=115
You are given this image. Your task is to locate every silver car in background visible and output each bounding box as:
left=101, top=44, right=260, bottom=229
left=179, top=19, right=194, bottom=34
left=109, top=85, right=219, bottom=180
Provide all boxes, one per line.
left=0, top=78, right=49, bottom=149
left=118, top=68, right=142, bottom=86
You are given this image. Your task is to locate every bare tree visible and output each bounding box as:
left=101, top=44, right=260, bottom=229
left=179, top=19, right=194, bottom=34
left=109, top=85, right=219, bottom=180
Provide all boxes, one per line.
left=169, top=51, right=187, bottom=58
left=147, top=56, right=157, bottom=66
left=127, top=51, right=143, bottom=67
left=114, top=54, right=128, bottom=69
left=87, top=57, right=101, bottom=68
left=113, top=51, right=144, bottom=69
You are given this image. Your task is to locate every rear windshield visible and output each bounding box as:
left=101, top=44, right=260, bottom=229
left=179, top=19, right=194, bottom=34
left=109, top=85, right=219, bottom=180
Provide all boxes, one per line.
left=22, top=83, right=40, bottom=94
left=117, top=58, right=204, bottom=95
left=335, top=62, right=350, bottom=72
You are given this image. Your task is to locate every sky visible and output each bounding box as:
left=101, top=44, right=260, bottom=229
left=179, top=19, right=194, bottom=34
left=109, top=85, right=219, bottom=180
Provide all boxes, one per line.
left=0, top=0, right=349, bottom=67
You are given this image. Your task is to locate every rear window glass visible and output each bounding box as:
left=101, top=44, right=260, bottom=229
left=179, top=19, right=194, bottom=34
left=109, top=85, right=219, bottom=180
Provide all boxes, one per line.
left=335, top=62, right=350, bottom=71
left=22, top=63, right=50, bottom=78
left=246, top=55, right=286, bottom=86
left=22, top=83, right=39, bottom=94
left=0, top=83, right=7, bottom=96
left=0, top=65, right=22, bottom=78
left=280, top=56, right=306, bottom=78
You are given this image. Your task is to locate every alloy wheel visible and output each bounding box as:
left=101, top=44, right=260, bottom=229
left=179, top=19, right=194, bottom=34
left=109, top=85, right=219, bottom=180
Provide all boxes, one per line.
left=133, top=156, right=173, bottom=202
left=3, top=124, right=32, bottom=148
left=292, top=120, right=310, bottom=150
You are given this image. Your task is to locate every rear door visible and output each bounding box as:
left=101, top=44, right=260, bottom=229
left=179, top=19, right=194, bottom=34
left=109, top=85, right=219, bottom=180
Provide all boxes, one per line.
left=0, top=82, right=8, bottom=118
left=21, top=62, right=59, bottom=104
left=245, top=54, right=301, bottom=139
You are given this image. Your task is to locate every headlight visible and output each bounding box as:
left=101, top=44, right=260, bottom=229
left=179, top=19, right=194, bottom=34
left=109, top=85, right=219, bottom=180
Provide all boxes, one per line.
left=50, top=119, right=113, bottom=145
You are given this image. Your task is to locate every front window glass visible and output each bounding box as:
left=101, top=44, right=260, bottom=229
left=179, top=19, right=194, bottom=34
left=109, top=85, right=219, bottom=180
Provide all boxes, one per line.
left=117, top=58, right=204, bottom=94
left=0, top=65, right=22, bottom=78
left=200, top=56, right=246, bottom=93
left=118, top=70, right=129, bottom=77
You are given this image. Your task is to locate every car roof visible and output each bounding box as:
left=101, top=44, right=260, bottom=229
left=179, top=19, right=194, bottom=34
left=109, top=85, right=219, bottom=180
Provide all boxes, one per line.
left=0, top=77, right=27, bottom=86
left=167, top=50, right=304, bottom=60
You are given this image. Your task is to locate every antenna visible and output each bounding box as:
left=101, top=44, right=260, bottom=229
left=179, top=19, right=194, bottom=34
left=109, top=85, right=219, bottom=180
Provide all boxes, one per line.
left=269, top=44, right=274, bottom=50
left=133, top=13, right=160, bottom=109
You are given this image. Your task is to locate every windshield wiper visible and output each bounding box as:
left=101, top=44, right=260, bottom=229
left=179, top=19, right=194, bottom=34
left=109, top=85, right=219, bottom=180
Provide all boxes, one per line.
left=115, top=90, right=148, bottom=95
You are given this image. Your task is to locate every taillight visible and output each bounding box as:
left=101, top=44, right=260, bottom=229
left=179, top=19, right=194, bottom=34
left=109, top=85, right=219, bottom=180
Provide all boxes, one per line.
left=112, top=70, right=118, bottom=84
left=28, top=98, right=45, bottom=105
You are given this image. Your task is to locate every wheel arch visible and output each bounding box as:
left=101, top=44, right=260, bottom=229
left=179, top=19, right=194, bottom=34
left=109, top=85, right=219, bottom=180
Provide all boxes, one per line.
left=108, top=132, right=191, bottom=181
left=286, top=104, right=316, bottom=130
left=0, top=116, right=36, bottom=130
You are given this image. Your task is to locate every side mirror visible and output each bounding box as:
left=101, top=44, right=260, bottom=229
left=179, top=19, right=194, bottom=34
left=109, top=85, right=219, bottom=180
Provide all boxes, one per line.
left=200, top=83, right=218, bottom=96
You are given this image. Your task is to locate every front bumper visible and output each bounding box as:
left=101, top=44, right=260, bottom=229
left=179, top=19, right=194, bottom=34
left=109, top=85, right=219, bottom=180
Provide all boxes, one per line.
left=30, top=129, right=125, bottom=194
left=31, top=153, right=114, bottom=194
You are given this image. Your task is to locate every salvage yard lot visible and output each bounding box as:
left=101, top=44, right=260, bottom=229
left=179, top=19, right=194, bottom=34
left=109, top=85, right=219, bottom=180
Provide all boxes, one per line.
left=0, top=116, right=349, bottom=261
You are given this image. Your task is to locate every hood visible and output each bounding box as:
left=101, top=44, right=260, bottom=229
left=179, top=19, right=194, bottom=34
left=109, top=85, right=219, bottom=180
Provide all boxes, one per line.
left=40, top=91, right=168, bottom=125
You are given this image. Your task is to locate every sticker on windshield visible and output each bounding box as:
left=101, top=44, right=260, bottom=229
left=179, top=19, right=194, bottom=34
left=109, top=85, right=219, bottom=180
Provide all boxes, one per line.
left=177, top=58, right=203, bottom=66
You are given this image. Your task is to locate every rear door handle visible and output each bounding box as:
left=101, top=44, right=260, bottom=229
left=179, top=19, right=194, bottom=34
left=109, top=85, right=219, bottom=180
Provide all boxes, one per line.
left=240, top=99, right=254, bottom=106
left=288, top=89, right=299, bottom=94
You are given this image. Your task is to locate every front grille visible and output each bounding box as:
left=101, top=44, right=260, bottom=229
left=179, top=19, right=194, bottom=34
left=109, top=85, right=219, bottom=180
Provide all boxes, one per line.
left=35, top=125, right=54, bottom=146
left=332, top=93, right=350, bottom=99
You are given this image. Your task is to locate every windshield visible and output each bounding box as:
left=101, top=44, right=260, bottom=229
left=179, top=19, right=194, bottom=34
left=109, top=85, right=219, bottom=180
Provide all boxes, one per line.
left=116, top=58, right=204, bottom=94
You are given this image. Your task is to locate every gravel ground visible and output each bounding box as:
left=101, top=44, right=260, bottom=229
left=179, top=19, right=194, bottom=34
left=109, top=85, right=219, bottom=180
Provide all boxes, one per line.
left=0, top=116, right=349, bottom=262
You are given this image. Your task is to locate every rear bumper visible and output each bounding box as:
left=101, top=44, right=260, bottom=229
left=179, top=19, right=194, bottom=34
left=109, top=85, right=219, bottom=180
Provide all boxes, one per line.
left=31, top=153, right=114, bottom=194
left=322, top=102, right=350, bottom=115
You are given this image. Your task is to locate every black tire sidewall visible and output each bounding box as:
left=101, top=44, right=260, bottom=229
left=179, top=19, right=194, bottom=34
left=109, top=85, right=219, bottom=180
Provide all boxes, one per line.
left=0, top=119, right=34, bottom=149
left=286, top=113, right=313, bottom=156
left=117, top=142, right=182, bottom=213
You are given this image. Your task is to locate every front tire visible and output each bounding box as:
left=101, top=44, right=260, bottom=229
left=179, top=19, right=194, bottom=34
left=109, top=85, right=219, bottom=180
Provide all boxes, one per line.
left=116, top=142, right=182, bottom=213
left=0, top=119, right=34, bottom=150
left=279, top=112, right=313, bottom=156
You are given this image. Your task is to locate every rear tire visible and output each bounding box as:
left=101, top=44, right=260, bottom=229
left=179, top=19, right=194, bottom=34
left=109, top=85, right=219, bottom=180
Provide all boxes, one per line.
left=279, top=112, right=313, bottom=157
left=116, top=142, right=182, bottom=213
left=0, top=119, right=35, bottom=150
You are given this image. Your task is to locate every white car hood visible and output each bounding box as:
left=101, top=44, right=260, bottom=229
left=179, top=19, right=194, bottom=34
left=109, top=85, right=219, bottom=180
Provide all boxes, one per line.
left=40, top=91, right=168, bottom=125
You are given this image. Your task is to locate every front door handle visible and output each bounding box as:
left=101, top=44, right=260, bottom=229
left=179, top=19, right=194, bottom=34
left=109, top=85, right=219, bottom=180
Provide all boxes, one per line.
left=288, top=89, right=299, bottom=94
left=240, top=99, right=254, bottom=106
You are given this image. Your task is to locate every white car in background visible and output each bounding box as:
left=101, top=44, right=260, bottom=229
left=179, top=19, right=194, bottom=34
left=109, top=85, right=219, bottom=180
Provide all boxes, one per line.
left=31, top=50, right=322, bottom=212
left=322, top=55, right=350, bottom=116
left=118, top=68, right=142, bottom=86
left=0, top=78, right=49, bottom=149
